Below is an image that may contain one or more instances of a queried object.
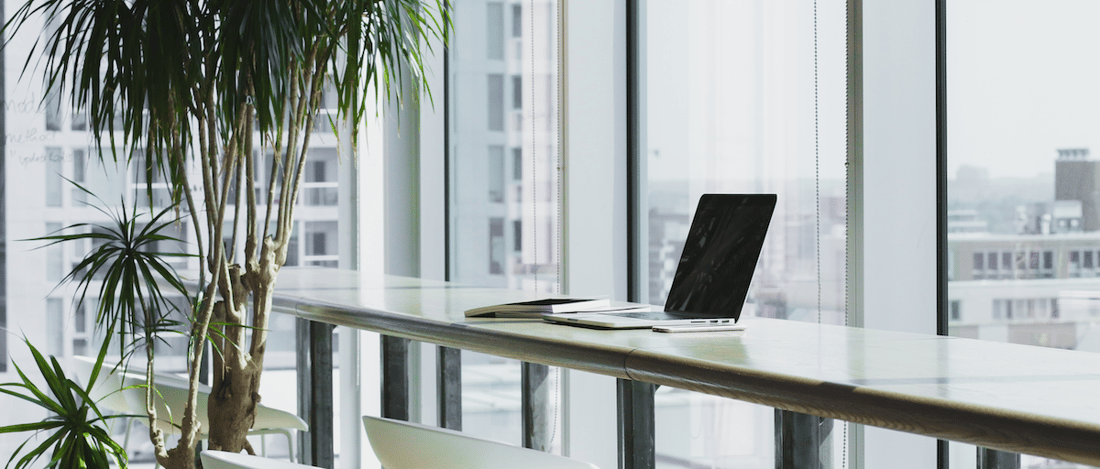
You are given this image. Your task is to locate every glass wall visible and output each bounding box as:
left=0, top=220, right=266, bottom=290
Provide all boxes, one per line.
left=947, top=1, right=1100, bottom=467
left=448, top=0, right=562, bottom=450
left=641, top=0, right=847, bottom=466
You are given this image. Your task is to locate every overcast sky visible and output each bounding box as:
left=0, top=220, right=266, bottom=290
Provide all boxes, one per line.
left=948, top=0, right=1100, bottom=179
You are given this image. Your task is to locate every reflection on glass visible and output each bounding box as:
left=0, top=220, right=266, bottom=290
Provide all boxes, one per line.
left=948, top=1, right=1100, bottom=467
left=644, top=0, right=846, bottom=466
left=449, top=0, right=561, bottom=452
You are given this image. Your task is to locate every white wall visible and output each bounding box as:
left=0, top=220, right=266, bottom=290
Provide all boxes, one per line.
left=562, top=0, right=629, bottom=468
left=859, top=0, right=939, bottom=466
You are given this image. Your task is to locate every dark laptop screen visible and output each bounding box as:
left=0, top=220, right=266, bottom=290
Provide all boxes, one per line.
left=663, top=194, right=777, bottom=320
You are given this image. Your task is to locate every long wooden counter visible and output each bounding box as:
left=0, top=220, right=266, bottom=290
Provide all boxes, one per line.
left=272, top=268, right=1100, bottom=466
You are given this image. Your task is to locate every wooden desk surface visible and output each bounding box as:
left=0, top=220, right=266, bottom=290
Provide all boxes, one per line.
left=273, top=268, right=1100, bottom=465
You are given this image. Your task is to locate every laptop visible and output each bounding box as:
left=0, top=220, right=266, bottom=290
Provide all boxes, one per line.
left=544, top=193, right=776, bottom=329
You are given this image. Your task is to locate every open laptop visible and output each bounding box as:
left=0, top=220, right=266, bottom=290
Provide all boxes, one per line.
left=544, top=193, right=776, bottom=329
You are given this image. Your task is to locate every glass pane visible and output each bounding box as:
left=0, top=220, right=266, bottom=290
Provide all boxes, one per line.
left=449, top=0, right=561, bottom=450
left=0, top=7, right=352, bottom=463
left=643, top=0, right=847, bottom=466
left=948, top=0, right=1100, bottom=467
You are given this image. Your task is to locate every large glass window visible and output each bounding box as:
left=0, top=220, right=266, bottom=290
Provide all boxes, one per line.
left=0, top=4, right=352, bottom=462
left=448, top=0, right=562, bottom=449
left=641, top=0, right=847, bottom=466
left=947, top=1, right=1100, bottom=467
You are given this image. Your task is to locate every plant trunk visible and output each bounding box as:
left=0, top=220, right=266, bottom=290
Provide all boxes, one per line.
left=207, top=365, right=261, bottom=453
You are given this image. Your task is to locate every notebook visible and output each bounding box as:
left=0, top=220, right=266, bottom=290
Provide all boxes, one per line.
left=544, top=193, right=776, bottom=329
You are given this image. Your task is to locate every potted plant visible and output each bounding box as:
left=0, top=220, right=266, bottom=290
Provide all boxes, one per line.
left=2, top=1, right=447, bottom=468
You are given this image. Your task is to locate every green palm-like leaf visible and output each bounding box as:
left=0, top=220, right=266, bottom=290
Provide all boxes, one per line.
left=0, top=337, right=131, bottom=469
left=28, top=184, right=194, bottom=357
left=3, top=0, right=449, bottom=463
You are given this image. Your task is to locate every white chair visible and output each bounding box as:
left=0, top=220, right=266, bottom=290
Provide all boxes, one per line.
left=200, top=450, right=320, bottom=469
left=363, top=415, right=601, bottom=469
left=72, top=356, right=308, bottom=461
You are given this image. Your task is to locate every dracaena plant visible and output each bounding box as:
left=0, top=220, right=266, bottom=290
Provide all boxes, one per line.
left=0, top=335, right=132, bottom=469
left=3, top=1, right=447, bottom=468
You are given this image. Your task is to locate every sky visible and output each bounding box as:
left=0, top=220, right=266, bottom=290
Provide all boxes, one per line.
left=948, top=0, right=1100, bottom=179
left=645, top=0, right=1100, bottom=182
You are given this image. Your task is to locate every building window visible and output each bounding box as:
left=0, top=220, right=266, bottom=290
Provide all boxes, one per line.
left=513, top=220, right=522, bottom=253
left=44, top=89, right=62, bottom=131
left=512, top=75, right=522, bottom=110
left=488, top=146, right=505, bottom=203
left=1042, top=250, right=1055, bottom=278
left=950, top=300, right=961, bottom=321
left=1070, top=250, right=1081, bottom=278
left=487, top=74, right=505, bottom=131
left=46, top=298, right=64, bottom=356
left=973, top=252, right=984, bottom=279
left=489, top=218, right=505, bottom=275
left=46, top=148, right=63, bottom=207
left=511, top=4, right=522, bottom=38
left=304, top=221, right=338, bottom=268
left=71, top=149, right=87, bottom=205
left=487, top=3, right=504, bottom=60
left=512, top=148, right=523, bottom=181
left=46, top=222, right=63, bottom=282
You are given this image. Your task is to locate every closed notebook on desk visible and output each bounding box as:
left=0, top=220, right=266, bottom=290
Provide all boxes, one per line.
left=545, top=193, right=776, bottom=329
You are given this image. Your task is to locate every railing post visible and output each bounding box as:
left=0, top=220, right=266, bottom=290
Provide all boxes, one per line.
left=296, top=318, right=334, bottom=468
left=522, top=362, right=553, bottom=451
left=978, top=448, right=1020, bottom=469
left=438, top=346, right=462, bottom=430
left=381, top=335, right=411, bottom=421
left=617, top=379, right=656, bottom=469
left=775, top=410, right=833, bottom=469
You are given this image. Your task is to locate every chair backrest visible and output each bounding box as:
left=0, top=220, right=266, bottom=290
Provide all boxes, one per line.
left=363, top=416, right=601, bottom=469
left=200, top=450, right=320, bottom=469
left=70, top=355, right=143, bottom=415
left=72, top=356, right=307, bottom=435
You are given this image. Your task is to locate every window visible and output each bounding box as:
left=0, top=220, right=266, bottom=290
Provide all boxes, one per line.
left=46, top=298, right=64, bottom=356
left=303, top=221, right=338, bottom=268
left=449, top=0, right=561, bottom=451
left=512, top=147, right=523, bottom=181
left=303, top=148, right=338, bottom=206
left=45, top=148, right=63, bottom=207
left=46, top=222, right=63, bottom=282
left=948, top=18, right=1100, bottom=469
left=511, top=4, right=522, bottom=38
left=486, top=3, right=504, bottom=61
left=512, top=75, right=522, bottom=110
left=44, top=89, right=61, bottom=131
left=641, top=0, right=846, bottom=466
left=487, top=74, right=505, bottom=131
left=72, top=149, right=87, bottom=205
left=950, top=300, right=961, bottom=321
left=489, top=218, right=505, bottom=275
left=488, top=146, right=505, bottom=202
left=513, top=220, right=522, bottom=252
